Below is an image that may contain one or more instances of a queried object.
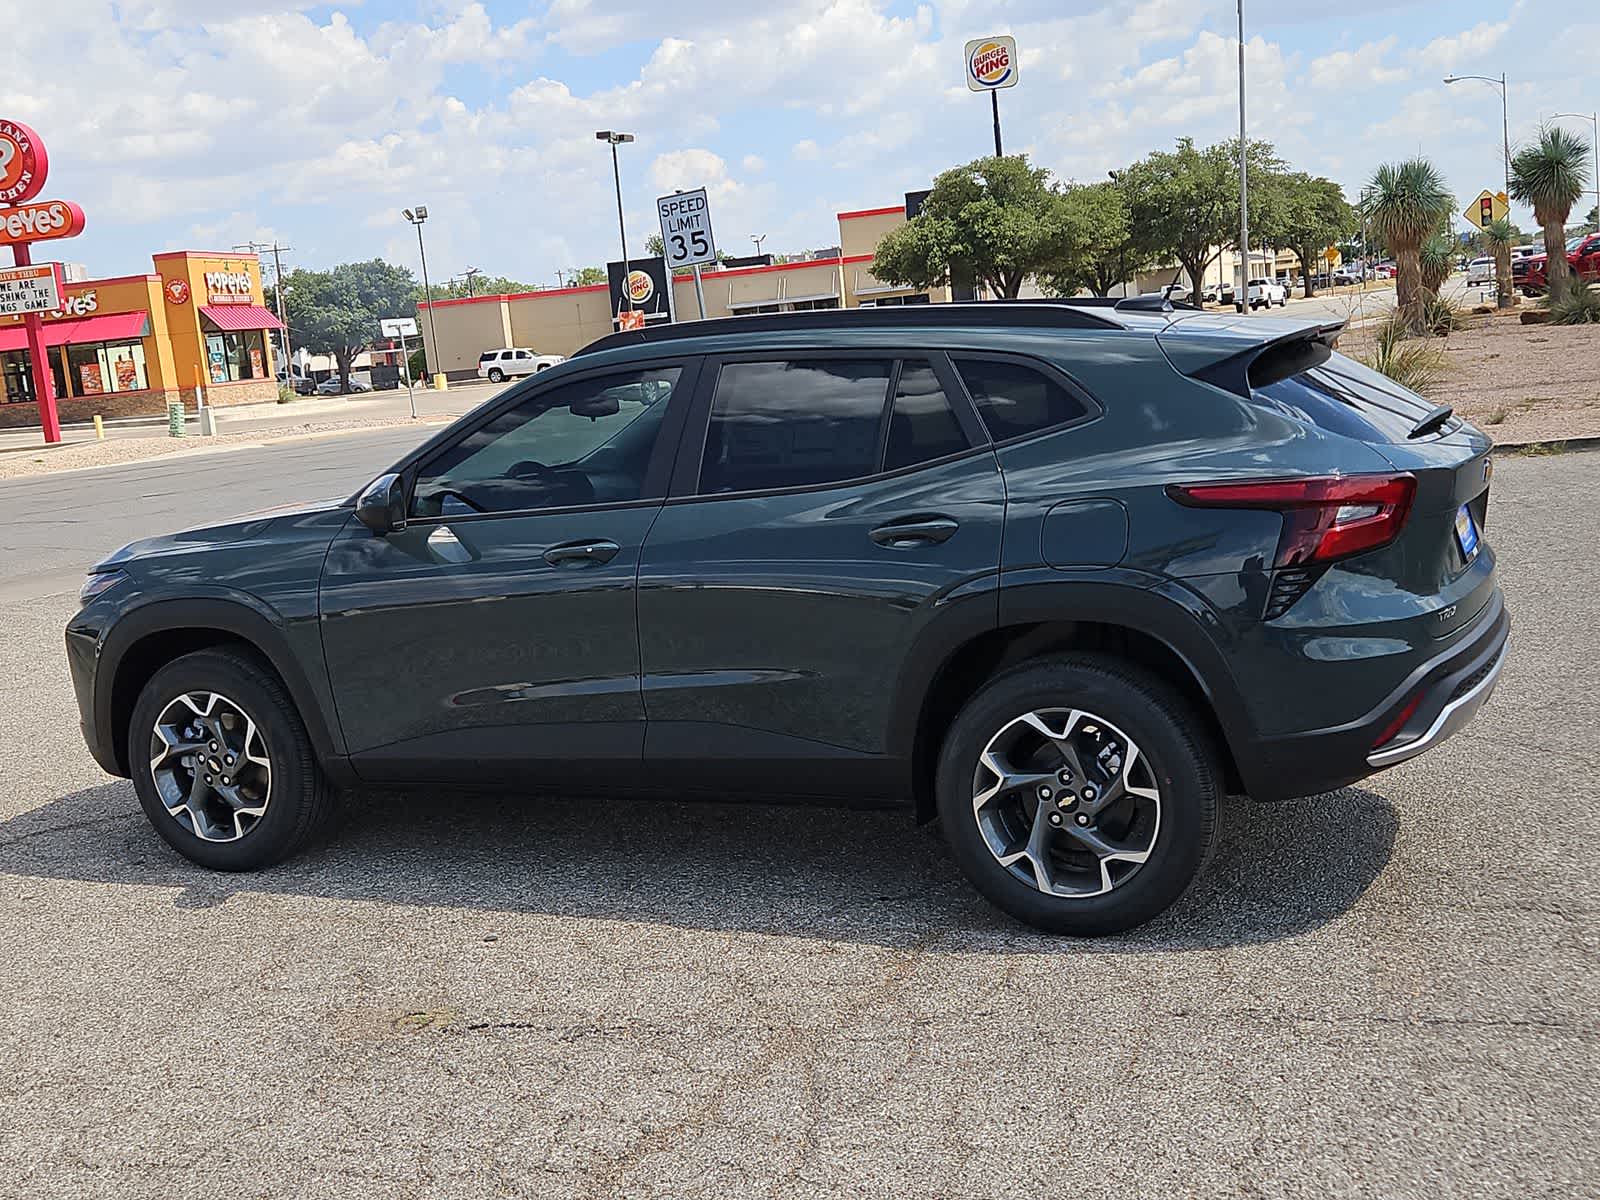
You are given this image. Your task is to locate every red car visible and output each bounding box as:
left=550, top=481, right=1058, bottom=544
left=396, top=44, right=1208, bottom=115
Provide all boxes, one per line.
left=1514, top=232, right=1600, bottom=296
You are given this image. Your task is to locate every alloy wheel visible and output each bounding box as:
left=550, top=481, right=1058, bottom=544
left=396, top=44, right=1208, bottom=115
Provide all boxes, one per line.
left=148, top=691, right=272, bottom=842
left=971, top=708, right=1162, bottom=898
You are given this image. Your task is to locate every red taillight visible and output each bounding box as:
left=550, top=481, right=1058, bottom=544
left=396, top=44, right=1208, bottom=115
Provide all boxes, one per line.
left=1371, top=691, right=1424, bottom=750
left=1167, top=474, right=1416, bottom=568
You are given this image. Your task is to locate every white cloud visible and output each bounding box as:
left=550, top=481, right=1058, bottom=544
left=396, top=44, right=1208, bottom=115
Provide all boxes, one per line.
left=1413, top=20, right=1511, bottom=71
left=1308, top=38, right=1408, bottom=90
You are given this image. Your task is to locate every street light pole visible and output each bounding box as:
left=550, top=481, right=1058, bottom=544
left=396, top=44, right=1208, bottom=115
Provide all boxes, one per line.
left=1444, top=72, right=1512, bottom=201
left=595, top=131, right=636, bottom=317
left=1551, top=112, right=1600, bottom=227
left=1236, top=0, right=1250, bottom=313
left=403, top=206, right=441, bottom=389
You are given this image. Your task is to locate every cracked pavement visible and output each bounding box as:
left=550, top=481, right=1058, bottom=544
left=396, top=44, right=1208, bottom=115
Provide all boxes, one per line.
left=0, top=432, right=1595, bottom=1198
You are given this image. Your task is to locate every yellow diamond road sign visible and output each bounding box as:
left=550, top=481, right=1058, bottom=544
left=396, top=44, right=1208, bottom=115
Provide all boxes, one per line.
left=1465, top=189, right=1509, bottom=231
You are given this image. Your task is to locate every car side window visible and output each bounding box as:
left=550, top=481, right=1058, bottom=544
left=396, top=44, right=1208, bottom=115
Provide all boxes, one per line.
left=884, top=359, right=971, bottom=471
left=699, top=359, right=892, bottom=494
left=953, top=357, right=1092, bottom=443
left=411, top=367, right=680, bottom=518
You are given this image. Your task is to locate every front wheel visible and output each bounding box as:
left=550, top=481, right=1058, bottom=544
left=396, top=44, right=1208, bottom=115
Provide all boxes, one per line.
left=129, top=648, right=335, bottom=871
left=936, top=656, right=1220, bottom=936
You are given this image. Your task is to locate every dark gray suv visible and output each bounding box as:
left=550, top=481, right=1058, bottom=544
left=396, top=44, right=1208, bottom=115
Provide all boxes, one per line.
left=67, top=303, right=1508, bottom=934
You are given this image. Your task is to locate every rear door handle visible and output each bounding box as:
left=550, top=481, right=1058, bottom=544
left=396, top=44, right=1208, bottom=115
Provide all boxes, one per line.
left=543, top=539, right=621, bottom=567
left=869, top=517, right=959, bottom=548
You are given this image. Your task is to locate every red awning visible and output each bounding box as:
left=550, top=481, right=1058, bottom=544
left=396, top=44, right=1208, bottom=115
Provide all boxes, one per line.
left=0, top=311, right=151, bottom=353
left=200, top=304, right=285, bottom=332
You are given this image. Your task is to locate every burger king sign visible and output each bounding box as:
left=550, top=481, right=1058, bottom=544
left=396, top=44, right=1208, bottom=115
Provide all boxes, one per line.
left=964, top=35, right=1018, bottom=91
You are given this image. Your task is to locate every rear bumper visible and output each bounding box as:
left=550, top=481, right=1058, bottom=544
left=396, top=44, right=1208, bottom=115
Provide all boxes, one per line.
left=1241, top=589, right=1510, bottom=800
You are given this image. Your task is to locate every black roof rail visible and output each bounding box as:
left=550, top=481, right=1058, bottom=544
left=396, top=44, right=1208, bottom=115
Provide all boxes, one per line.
left=989, top=295, right=1202, bottom=315
left=573, top=301, right=1122, bottom=357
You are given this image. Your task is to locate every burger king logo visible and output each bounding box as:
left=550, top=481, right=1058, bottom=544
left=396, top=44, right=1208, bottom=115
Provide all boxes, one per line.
left=625, top=269, right=654, bottom=304
left=165, top=279, right=190, bottom=305
left=964, top=36, right=1017, bottom=91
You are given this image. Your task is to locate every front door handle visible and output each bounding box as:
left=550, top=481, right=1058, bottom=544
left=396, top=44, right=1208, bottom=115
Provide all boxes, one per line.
left=868, top=516, right=959, bottom=548
left=543, top=538, right=621, bottom=567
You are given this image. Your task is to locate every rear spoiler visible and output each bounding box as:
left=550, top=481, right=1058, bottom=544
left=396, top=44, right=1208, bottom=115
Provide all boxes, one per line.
left=1163, top=319, right=1346, bottom=398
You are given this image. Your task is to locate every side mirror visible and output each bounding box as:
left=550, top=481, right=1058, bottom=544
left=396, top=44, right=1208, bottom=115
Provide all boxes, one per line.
left=355, top=473, right=407, bottom=535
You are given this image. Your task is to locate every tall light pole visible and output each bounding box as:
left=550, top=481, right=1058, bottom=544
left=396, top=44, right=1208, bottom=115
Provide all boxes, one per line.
left=403, top=206, right=440, bottom=388
left=595, top=130, right=635, bottom=314
left=1444, top=73, right=1511, bottom=201
left=1236, top=0, right=1250, bottom=313
left=1551, top=112, right=1600, bottom=227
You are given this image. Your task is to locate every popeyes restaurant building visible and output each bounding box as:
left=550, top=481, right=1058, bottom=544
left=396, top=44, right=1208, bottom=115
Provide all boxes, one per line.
left=0, top=249, right=282, bottom=429
left=417, top=202, right=954, bottom=377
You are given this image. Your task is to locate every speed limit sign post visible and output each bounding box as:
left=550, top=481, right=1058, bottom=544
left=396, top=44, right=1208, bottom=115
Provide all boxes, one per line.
left=657, top=188, right=716, bottom=319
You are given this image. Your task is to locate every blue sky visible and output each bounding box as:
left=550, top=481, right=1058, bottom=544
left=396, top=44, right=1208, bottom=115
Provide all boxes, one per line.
left=5, top=1, right=1591, bottom=286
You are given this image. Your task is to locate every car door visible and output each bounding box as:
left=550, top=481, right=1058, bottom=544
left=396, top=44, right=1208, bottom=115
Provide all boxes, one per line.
left=634, top=351, right=1005, bottom=796
left=319, top=358, right=697, bottom=787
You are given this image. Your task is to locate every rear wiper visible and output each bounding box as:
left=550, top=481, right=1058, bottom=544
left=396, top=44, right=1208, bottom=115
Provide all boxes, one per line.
left=1408, top=404, right=1454, bottom=439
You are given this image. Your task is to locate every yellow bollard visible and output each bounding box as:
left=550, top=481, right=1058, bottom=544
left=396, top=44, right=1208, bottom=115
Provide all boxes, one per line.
left=93, top=414, right=104, bottom=439
left=431, top=373, right=448, bottom=391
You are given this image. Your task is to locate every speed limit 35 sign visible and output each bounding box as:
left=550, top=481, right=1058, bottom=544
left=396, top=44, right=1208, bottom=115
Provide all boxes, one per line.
left=656, top=189, right=717, bottom=270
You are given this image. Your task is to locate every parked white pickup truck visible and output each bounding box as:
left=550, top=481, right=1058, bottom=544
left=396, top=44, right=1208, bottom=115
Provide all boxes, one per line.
left=1241, top=277, right=1288, bottom=310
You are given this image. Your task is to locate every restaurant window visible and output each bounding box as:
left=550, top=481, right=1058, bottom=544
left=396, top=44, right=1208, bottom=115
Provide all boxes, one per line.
left=205, top=329, right=267, bottom=384
left=788, top=297, right=840, bottom=311
left=63, top=339, right=149, bottom=397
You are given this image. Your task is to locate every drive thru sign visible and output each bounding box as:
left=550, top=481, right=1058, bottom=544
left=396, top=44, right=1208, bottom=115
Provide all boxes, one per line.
left=0, top=262, right=63, bottom=317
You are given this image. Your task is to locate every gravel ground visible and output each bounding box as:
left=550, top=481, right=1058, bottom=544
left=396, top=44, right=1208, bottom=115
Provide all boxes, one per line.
left=0, top=415, right=455, bottom=482
left=0, top=436, right=1595, bottom=1197
left=1340, top=310, right=1600, bottom=445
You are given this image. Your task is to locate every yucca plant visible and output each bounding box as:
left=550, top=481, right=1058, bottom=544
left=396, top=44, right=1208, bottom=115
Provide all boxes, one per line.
left=1361, top=314, right=1448, bottom=393
left=1510, top=125, right=1591, bottom=301
left=1420, top=234, right=1454, bottom=296
left=1483, top=217, right=1515, bottom=308
left=1546, top=284, right=1600, bottom=324
left=1363, top=159, right=1455, bottom=334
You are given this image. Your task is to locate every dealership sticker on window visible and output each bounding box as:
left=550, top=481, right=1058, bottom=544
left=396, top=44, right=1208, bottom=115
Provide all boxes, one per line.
left=0, top=262, right=64, bottom=317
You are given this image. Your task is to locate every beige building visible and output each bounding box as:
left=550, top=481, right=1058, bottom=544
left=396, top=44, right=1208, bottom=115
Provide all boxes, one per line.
left=417, top=204, right=953, bottom=376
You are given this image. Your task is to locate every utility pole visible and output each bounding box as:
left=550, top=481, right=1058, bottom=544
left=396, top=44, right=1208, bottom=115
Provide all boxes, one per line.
left=751, top=233, right=768, bottom=257
left=235, top=240, right=295, bottom=382
left=1236, top=0, right=1250, bottom=313
left=455, top=267, right=482, bottom=297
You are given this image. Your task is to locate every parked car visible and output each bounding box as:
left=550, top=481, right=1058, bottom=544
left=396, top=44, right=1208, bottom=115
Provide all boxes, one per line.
left=1510, top=245, right=1539, bottom=260
left=315, top=377, right=373, bottom=395
left=478, top=347, right=565, bottom=383
left=1512, top=232, right=1600, bottom=296
left=1374, top=263, right=1396, bottom=279
left=1239, top=277, right=1288, bottom=310
left=1200, top=283, right=1233, bottom=305
left=1465, top=257, right=1496, bottom=287
left=275, top=368, right=316, bottom=396
left=1331, top=268, right=1363, bottom=287
left=66, top=303, right=1507, bottom=936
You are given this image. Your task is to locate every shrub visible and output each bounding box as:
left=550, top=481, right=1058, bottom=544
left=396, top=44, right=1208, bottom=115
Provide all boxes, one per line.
left=1359, top=316, right=1447, bottom=395
left=1420, top=292, right=1467, bottom=335
left=277, top=383, right=298, bottom=404
left=1544, top=284, right=1600, bottom=325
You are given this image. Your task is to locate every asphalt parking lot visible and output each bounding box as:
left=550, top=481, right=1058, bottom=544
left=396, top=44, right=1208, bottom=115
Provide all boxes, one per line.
left=0, top=434, right=1595, bottom=1198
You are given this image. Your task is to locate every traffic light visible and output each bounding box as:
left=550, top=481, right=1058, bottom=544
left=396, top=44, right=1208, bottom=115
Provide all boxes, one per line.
left=1480, top=196, right=1494, bottom=227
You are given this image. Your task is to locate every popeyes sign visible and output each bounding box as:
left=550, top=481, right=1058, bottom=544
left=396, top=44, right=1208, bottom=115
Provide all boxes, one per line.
left=0, top=118, right=84, bottom=246
left=204, top=267, right=255, bottom=304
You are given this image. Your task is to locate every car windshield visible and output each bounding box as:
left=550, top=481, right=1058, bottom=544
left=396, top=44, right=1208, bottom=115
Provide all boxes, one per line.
left=1567, top=236, right=1587, bottom=253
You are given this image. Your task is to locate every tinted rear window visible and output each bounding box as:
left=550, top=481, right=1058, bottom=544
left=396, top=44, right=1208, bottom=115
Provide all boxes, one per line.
left=700, top=359, right=892, bottom=494
left=954, top=358, right=1092, bottom=442
left=884, top=360, right=971, bottom=471
left=1253, top=350, right=1456, bottom=444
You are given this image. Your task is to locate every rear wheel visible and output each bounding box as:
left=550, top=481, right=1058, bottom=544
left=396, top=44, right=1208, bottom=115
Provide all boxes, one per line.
left=488, top=367, right=505, bottom=383
left=936, top=656, right=1219, bottom=935
left=129, top=648, right=335, bottom=871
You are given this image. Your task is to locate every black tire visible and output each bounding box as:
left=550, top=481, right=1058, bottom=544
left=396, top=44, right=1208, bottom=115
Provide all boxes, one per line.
left=488, top=368, right=505, bottom=383
left=935, top=654, right=1220, bottom=936
left=129, top=648, right=335, bottom=871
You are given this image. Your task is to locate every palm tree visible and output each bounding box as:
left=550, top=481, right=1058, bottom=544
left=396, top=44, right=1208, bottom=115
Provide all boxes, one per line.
left=1484, top=217, right=1515, bottom=309
left=1363, top=159, right=1454, bottom=334
left=1510, top=125, right=1591, bottom=302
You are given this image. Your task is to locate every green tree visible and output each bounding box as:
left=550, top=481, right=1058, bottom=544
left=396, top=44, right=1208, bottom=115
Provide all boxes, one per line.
left=282, top=259, right=417, bottom=391
left=872, top=155, right=1077, bottom=298
left=1267, top=173, right=1355, bottom=297
left=1510, top=124, right=1591, bottom=301
left=1484, top=216, right=1515, bottom=308
left=1118, top=138, right=1285, bottom=301
left=427, top=274, right=539, bottom=301
left=568, top=266, right=607, bottom=287
left=1420, top=235, right=1455, bottom=295
left=1362, top=159, right=1454, bottom=334
left=1039, top=181, right=1143, bottom=297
